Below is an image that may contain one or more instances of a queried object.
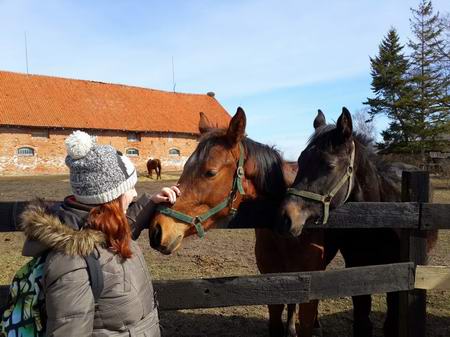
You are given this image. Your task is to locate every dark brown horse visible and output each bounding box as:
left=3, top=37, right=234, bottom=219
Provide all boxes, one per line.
left=146, top=158, right=161, bottom=179
left=279, top=108, right=438, bottom=337
left=150, top=108, right=323, bottom=337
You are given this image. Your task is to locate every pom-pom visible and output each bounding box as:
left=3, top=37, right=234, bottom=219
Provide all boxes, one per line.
left=65, top=130, right=95, bottom=159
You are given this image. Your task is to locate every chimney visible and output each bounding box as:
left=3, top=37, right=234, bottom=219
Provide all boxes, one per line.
left=207, top=91, right=215, bottom=98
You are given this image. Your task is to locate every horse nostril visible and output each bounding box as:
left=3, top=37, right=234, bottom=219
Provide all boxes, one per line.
left=277, top=211, right=292, bottom=234
left=282, top=213, right=292, bottom=232
left=149, top=224, right=162, bottom=248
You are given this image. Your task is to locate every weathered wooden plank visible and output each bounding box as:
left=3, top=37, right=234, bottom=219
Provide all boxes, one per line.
left=0, top=262, right=415, bottom=311
left=225, top=202, right=421, bottom=229
left=420, top=203, right=450, bottom=229
left=4, top=201, right=450, bottom=231
left=0, top=201, right=28, bottom=232
left=415, top=266, right=450, bottom=290
left=308, top=202, right=420, bottom=229
left=309, top=263, right=415, bottom=300
left=154, top=273, right=311, bottom=310
left=399, top=171, right=429, bottom=337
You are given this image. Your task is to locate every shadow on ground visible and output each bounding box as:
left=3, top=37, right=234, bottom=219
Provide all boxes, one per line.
left=160, top=310, right=450, bottom=337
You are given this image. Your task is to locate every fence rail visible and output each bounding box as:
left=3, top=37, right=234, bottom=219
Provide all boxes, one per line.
left=0, top=263, right=415, bottom=310
left=1, top=201, right=450, bottom=231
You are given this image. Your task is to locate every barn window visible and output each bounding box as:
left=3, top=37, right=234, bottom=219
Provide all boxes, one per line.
left=126, top=148, right=139, bottom=157
left=31, top=129, right=49, bottom=138
left=17, top=147, right=35, bottom=156
left=169, top=148, right=180, bottom=156
left=127, top=132, right=141, bottom=142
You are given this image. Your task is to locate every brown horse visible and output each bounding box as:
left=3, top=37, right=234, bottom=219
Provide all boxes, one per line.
left=279, top=108, right=438, bottom=337
left=150, top=108, right=324, bottom=336
left=146, top=158, right=161, bottom=179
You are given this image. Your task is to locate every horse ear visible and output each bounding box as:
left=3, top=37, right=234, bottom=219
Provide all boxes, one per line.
left=336, top=107, right=353, bottom=140
left=313, top=109, right=326, bottom=129
left=199, top=112, right=214, bottom=134
left=226, top=107, right=247, bottom=145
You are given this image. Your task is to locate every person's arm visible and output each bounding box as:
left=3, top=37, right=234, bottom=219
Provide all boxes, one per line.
left=127, top=187, right=181, bottom=240
left=44, top=253, right=95, bottom=337
left=127, top=193, right=156, bottom=240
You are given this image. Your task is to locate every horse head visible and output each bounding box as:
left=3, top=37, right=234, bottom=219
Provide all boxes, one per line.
left=149, top=108, right=256, bottom=254
left=278, top=107, right=356, bottom=236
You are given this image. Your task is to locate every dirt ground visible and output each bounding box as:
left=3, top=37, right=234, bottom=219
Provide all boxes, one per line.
left=0, top=174, right=449, bottom=337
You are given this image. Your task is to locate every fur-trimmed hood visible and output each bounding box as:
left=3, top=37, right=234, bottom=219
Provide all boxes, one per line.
left=20, top=202, right=105, bottom=257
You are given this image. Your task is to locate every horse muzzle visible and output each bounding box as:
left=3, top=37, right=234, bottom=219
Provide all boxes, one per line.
left=278, top=198, right=311, bottom=237
left=149, top=216, right=186, bottom=254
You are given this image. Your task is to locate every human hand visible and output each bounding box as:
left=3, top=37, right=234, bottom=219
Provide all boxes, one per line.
left=151, top=185, right=181, bottom=204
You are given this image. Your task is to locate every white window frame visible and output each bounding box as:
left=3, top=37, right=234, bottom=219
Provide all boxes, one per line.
left=126, top=148, right=139, bottom=157
left=17, top=147, right=35, bottom=156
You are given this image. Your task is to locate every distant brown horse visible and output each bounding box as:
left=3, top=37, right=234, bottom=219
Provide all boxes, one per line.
left=150, top=108, right=323, bottom=337
left=146, top=158, right=161, bottom=179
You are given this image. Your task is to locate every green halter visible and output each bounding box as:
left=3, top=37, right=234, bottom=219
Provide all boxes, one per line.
left=287, top=141, right=355, bottom=224
left=156, top=142, right=246, bottom=238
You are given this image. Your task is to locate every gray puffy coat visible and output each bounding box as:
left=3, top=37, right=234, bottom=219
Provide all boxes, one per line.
left=20, top=195, right=160, bottom=337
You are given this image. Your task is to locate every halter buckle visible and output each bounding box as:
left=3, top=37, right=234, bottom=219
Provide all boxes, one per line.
left=236, top=166, right=245, bottom=178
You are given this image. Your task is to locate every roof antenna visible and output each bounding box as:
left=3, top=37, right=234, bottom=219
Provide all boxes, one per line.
left=24, top=31, right=29, bottom=74
left=172, top=56, right=176, bottom=92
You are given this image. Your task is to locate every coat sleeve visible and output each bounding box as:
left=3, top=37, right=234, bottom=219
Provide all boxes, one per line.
left=43, top=253, right=95, bottom=337
left=126, top=193, right=157, bottom=240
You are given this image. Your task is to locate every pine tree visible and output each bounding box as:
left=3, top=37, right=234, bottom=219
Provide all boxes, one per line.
left=408, top=0, right=450, bottom=151
left=364, top=28, right=413, bottom=151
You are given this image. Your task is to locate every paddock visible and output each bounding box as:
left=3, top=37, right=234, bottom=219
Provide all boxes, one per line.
left=0, top=173, right=449, bottom=337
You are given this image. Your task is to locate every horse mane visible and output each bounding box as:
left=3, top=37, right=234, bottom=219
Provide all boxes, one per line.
left=185, top=130, right=286, bottom=199
left=241, top=137, right=286, bottom=199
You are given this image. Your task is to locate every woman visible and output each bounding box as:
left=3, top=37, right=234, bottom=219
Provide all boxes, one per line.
left=19, top=130, right=178, bottom=337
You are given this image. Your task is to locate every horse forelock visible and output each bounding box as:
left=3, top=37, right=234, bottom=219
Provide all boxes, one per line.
left=307, top=124, right=337, bottom=147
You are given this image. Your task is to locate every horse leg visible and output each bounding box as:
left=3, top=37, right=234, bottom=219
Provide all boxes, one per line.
left=352, top=295, right=373, bottom=337
left=268, top=304, right=286, bottom=337
left=286, top=304, right=297, bottom=337
left=383, top=291, right=400, bottom=337
left=298, top=300, right=319, bottom=337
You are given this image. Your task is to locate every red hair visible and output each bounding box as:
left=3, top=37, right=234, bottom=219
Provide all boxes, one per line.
left=88, top=198, right=132, bottom=259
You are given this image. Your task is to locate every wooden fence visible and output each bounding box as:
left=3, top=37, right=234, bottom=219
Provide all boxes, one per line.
left=0, top=171, right=449, bottom=337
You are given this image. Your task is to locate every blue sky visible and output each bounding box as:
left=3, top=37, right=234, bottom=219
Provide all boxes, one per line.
left=1, top=0, right=448, bottom=159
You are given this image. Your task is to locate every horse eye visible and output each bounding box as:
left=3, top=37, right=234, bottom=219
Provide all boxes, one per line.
left=205, top=170, right=217, bottom=178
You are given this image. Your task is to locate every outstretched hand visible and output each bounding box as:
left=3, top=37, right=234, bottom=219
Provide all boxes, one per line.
left=151, top=185, right=181, bottom=204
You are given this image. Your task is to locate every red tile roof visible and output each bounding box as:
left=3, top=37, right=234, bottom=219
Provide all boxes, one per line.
left=0, top=70, right=230, bottom=134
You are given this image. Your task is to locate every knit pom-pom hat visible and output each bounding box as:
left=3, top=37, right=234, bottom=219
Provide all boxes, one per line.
left=65, top=131, right=137, bottom=204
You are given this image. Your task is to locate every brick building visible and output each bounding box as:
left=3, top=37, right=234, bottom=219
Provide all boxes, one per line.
left=0, top=71, right=230, bottom=175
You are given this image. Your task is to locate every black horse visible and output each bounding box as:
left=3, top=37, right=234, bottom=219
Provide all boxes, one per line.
left=279, top=108, right=437, bottom=337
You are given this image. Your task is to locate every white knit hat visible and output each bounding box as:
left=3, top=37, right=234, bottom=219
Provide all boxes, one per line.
left=65, top=131, right=137, bottom=204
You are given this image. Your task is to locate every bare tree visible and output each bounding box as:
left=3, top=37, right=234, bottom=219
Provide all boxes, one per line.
left=353, top=107, right=377, bottom=140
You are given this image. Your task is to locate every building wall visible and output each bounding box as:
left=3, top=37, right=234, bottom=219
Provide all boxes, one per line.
left=0, top=127, right=198, bottom=176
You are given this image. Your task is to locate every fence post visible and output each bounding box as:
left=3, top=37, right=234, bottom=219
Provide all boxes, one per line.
left=399, top=171, right=429, bottom=337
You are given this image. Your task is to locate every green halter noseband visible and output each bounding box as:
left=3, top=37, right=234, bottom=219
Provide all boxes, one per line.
left=156, top=142, right=246, bottom=238
left=286, top=141, right=355, bottom=224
